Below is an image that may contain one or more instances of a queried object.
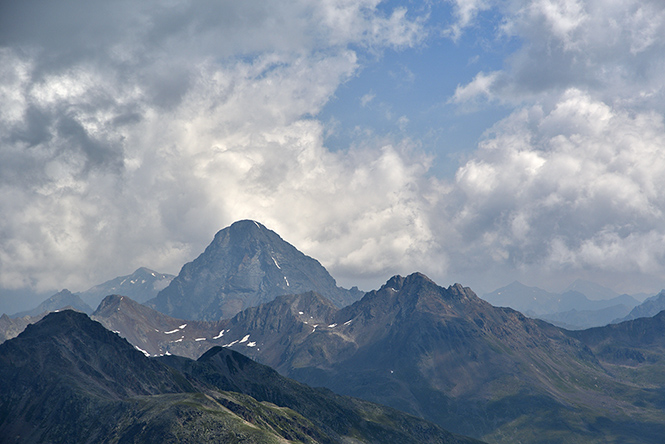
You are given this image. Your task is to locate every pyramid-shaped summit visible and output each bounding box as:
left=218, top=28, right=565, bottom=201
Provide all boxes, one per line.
left=146, top=220, right=361, bottom=321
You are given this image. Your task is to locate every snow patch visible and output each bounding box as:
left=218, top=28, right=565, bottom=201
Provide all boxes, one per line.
left=299, top=311, right=304, bottom=315
left=223, top=340, right=239, bottom=347
left=213, top=330, right=225, bottom=339
left=178, top=324, right=187, bottom=329
left=174, top=338, right=183, bottom=343
left=247, top=342, right=257, bottom=347
left=343, top=319, right=353, bottom=325
left=165, top=351, right=171, bottom=356
left=284, top=276, right=289, bottom=286
left=135, top=345, right=150, bottom=357
left=164, top=329, right=179, bottom=334
left=253, top=221, right=260, bottom=228
left=195, top=338, right=206, bottom=341
left=272, top=257, right=281, bottom=269
left=328, top=323, right=337, bottom=328
left=239, top=334, right=250, bottom=343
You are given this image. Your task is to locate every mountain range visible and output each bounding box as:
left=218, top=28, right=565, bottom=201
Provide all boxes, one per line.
left=482, top=280, right=643, bottom=329
left=5, top=219, right=665, bottom=443
left=0, top=309, right=480, bottom=444
left=82, top=274, right=665, bottom=443
left=7, top=267, right=174, bottom=319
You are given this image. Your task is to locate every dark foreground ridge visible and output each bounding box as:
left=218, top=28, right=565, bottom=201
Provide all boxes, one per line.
left=0, top=310, right=481, bottom=444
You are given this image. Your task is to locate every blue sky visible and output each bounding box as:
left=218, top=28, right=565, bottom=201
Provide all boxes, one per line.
left=2, top=0, right=665, bottom=313
left=319, top=3, right=517, bottom=175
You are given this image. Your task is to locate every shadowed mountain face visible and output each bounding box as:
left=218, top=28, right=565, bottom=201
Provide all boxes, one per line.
left=146, top=220, right=362, bottom=321
left=0, top=310, right=480, bottom=444
left=568, top=310, right=665, bottom=369
left=0, top=313, right=48, bottom=344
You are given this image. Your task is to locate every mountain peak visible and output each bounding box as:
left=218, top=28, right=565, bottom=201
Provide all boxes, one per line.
left=94, top=294, right=131, bottom=313
left=77, top=267, right=175, bottom=307
left=231, top=219, right=265, bottom=230
left=11, top=289, right=93, bottom=318
left=380, top=272, right=437, bottom=292
left=147, top=220, right=361, bottom=321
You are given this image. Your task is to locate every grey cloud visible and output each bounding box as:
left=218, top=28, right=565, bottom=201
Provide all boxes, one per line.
left=451, top=0, right=665, bottom=112
left=9, top=105, right=52, bottom=147
left=0, top=0, right=429, bottom=312
left=56, top=115, right=123, bottom=172
left=451, top=89, right=665, bottom=284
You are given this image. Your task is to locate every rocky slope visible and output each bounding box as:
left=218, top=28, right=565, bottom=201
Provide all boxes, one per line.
left=146, top=220, right=362, bottom=320
left=92, top=294, right=228, bottom=357
left=0, top=312, right=48, bottom=343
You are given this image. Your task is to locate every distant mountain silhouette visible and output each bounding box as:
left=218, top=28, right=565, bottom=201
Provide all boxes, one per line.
left=614, top=290, right=665, bottom=322
left=78, top=267, right=174, bottom=307
left=564, top=279, right=620, bottom=300
left=10, top=289, right=93, bottom=318
left=483, top=281, right=640, bottom=328
left=146, top=220, right=362, bottom=320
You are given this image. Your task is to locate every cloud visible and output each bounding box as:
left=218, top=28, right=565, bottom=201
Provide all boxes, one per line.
left=451, top=0, right=665, bottom=108
left=3, top=0, right=665, bottom=309
left=0, top=0, right=432, bottom=300
left=361, top=92, right=376, bottom=107
left=449, top=89, right=665, bottom=288
left=444, top=0, right=492, bottom=41
left=450, top=71, right=499, bottom=104
left=437, top=0, right=665, bottom=292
